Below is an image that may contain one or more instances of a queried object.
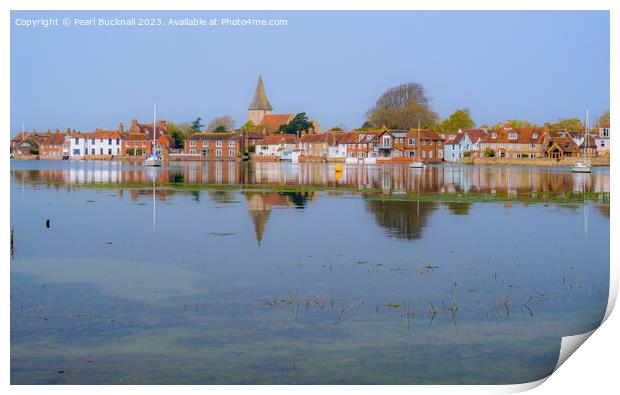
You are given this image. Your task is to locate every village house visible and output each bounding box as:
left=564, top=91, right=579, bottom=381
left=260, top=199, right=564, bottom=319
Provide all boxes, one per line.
left=545, top=130, right=581, bottom=158
left=443, top=129, right=483, bottom=162
left=121, top=119, right=171, bottom=158
left=67, top=129, right=121, bottom=159
left=298, top=132, right=341, bottom=161
left=476, top=125, right=545, bottom=159
left=595, top=122, right=610, bottom=154
left=255, top=134, right=299, bottom=160
left=184, top=132, right=241, bottom=160
left=39, top=131, right=69, bottom=160
left=402, top=129, right=443, bottom=163
left=10, top=130, right=51, bottom=156
left=340, top=131, right=379, bottom=160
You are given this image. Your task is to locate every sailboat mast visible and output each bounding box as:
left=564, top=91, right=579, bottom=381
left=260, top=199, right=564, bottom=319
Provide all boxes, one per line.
left=585, top=107, right=589, bottom=158
left=153, top=103, right=157, bottom=155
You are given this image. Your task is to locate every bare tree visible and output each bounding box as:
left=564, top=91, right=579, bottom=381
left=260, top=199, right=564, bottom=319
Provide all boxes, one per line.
left=366, top=82, right=438, bottom=129
left=207, top=116, right=235, bottom=132
left=371, top=82, right=431, bottom=111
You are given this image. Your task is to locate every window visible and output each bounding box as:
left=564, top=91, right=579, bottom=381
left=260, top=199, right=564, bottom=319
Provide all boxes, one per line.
left=382, top=136, right=390, bottom=147
left=202, top=141, right=208, bottom=147
left=126, top=140, right=130, bottom=147
left=190, top=141, right=196, bottom=147
left=491, top=133, right=497, bottom=138
left=134, top=141, right=138, bottom=147
left=422, top=151, right=426, bottom=158
left=116, top=139, right=120, bottom=145
left=304, top=143, right=308, bottom=149
left=91, top=148, right=95, bottom=154
left=529, top=144, right=537, bottom=149
left=229, top=140, right=235, bottom=147
left=189, top=149, right=195, bottom=155
left=508, top=133, right=517, bottom=139
left=108, top=139, right=112, bottom=145
left=408, top=138, right=414, bottom=145
left=108, top=148, right=112, bottom=155
left=408, top=151, right=415, bottom=158
left=142, top=141, right=147, bottom=147
left=91, top=139, right=95, bottom=144
left=216, top=141, right=222, bottom=148
left=75, top=138, right=80, bottom=144
left=532, top=132, right=538, bottom=138
left=216, top=149, right=222, bottom=157
left=357, top=152, right=364, bottom=158
left=229, top=149, right=235, bottom=156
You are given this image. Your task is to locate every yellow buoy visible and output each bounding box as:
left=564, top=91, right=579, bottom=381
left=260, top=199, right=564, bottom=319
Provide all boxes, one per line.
left=334, top=164, right=343, bottom=173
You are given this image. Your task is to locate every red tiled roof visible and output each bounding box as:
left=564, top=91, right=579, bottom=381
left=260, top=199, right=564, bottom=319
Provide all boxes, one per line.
left=188, top=132, right=241, bottom=141
left=260, top=134, right=299, bottom=145
left=41, top=133, right=68, bottom=145
left=259, top=114, right=294, bottom=131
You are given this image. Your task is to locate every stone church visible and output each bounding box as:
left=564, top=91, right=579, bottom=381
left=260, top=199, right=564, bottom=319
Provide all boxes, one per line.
left=248, top=74, right=320, bottom=134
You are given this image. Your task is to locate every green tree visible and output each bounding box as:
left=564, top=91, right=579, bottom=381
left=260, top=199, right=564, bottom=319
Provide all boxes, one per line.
left=550, top=118, right=583, bottom=132
left=434, top=108, right=476, bottom=133
left=167, top=122, right=196, bottom=147
left=241, top=120, right=257, bottom=132
left=484, top=148, right=495, bottom=157
left=279, top=113, right=313, bottom=135
left=207, top=115, right=235, bottom=132
left=191, top=117, right=204, bottom=132
left=366, top=82, right=438, bottom=129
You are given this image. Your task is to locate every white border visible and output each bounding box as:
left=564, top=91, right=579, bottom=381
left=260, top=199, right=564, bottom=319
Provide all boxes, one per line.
left=2, top=1, right=616, bottom=394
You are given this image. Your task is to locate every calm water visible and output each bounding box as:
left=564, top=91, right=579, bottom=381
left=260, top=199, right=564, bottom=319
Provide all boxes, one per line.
left=10, top=160, right=609, bottom=384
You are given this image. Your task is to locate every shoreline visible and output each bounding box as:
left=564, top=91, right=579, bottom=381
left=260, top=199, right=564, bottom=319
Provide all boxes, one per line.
left=9, top=156, right=610, bottom=167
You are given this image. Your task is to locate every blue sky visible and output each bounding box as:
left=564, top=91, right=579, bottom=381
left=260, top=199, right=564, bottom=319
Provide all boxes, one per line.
left=10, top=10, right=609, bottom=135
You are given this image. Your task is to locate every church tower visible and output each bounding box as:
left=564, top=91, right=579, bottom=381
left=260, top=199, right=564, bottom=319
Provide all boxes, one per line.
left=248, top=74, right=273, bottom=125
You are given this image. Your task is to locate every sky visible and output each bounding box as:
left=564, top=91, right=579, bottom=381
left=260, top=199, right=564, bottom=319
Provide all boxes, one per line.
left=10, top=10, right=610, bottom=136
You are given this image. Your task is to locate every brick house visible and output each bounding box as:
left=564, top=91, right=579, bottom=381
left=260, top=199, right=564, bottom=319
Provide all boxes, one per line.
left=121, top=119, right=171, bottom=158
left=401, top=129, right=443, bottom=163
left=39, top=131, right=68, bottom=160
left=184, top=133, right=241, bottom=160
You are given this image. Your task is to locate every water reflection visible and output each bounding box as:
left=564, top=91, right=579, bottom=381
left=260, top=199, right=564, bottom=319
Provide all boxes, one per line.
left=10, top=161, right=610, bottom=198
left=366, top=200, right=437, bottom=240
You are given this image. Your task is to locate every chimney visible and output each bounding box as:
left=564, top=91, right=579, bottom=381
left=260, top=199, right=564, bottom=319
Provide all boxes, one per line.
left=158, top=119, right=166, bottom=129
left=119, top=122, right=124, bottom=134
left=54, top=128, right=59, bottom=134
left=130, top=118, right=138, bottom=132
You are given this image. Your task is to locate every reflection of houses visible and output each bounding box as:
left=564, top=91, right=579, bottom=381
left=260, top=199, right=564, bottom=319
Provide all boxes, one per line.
left=245, top=191, right=318, bottom=244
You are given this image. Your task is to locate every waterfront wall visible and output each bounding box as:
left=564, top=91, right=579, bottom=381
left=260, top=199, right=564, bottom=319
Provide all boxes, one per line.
left=461, top=156, right=610, bottom=166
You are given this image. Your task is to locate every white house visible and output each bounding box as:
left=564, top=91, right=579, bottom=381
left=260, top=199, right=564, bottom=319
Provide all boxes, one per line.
left=68, top=130, right=122, bottom=158
left=256, top=134, right=299, bottom=159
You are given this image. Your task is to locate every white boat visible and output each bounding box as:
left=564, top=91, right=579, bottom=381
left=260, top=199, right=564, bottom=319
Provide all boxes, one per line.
left=571, top=108, right=592, bottom=174
left=571, top=162, right=591, bottom=173
left=145, top=153, right=162, bottom=167
left=145, top=103, right=162, bottom=167
left=409, top=162, right=425, bottom=168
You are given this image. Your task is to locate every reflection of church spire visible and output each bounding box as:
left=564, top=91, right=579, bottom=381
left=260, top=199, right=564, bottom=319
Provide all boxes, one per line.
left=246, top=192, right=272, bottom=246
left=250, top=208, right=270, bottom=245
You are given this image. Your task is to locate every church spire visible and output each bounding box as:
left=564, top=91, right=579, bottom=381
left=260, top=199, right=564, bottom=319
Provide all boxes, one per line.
left=248, top=74, right=273, bottom=111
